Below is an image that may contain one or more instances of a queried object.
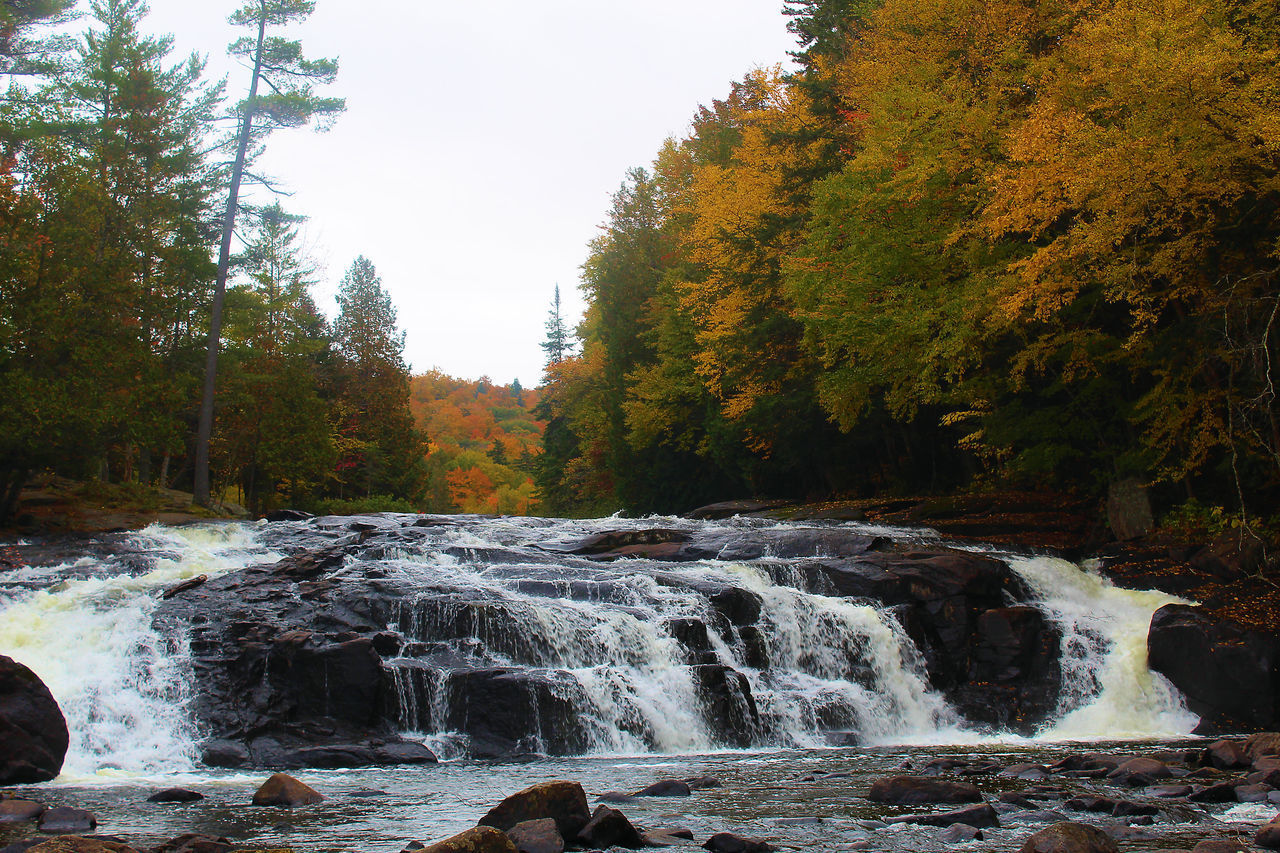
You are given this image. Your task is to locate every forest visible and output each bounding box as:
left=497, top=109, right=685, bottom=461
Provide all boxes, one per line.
left=0, top=0, right=431, bottom=519
left=534, top=0, right=1280, bottom=536
left=2, top=0, right=1278, bottom=532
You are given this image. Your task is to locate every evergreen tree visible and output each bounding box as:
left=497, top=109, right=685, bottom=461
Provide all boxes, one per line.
left=194, top=0, right=344, bottom=506
left=331, top=255, right=426, bottom=500
left=540, top=284, right=569, bottom=368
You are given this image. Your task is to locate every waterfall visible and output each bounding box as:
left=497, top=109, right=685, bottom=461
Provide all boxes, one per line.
left=0, top=515, right=1201, bottom=774
left=1004, top=554, right=1199, bottom=739
left=0, top=523, right=279, bottom=778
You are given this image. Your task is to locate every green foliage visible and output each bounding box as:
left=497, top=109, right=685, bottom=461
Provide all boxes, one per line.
left=311, top=494, right=417, bottom=515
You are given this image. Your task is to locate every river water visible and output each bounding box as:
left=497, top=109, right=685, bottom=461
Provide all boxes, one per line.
left=0, top=514, right=1261, bottom=852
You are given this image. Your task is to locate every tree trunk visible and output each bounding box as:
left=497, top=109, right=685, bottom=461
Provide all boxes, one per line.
left=193, top=10, right=267, bottom=506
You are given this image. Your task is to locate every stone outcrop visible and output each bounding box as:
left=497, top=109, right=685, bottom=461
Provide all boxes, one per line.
left=0, top=655, right=69, bottom=784
left=1148, top=603, right=1279, bottom=733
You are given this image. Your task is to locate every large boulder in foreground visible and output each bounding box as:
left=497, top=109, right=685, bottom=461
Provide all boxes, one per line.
left=415, top=826, right=516, bottom=853
left=478, top=781, right=592, bottom=841
left=1148, top=604, right=1280, bottom=733
left=0, top=655, right=69, bottom=784
left=1018, top=822, right=1119, bottom=853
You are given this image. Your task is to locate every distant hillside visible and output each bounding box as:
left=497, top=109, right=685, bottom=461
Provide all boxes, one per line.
left=410, top=371, right=543, bottom=514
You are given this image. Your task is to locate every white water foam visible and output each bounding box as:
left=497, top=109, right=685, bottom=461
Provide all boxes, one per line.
left=1005, top=554, right=1200, bottom=739
left=0, top=523, right=277, bottom=780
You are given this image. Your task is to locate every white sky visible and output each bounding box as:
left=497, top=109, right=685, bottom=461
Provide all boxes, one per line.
left=133, top=1, right=800, bottom=387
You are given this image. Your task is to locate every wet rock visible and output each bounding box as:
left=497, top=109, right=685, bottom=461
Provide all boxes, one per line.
left=1146, top=784, right=1194, bottom=798
left=1257, top=816, right=1280, bottom=850
left=146, top=789, right=204, bottom=803
left=1148, top=604, right=1280, bottom=733
left=889, top=803, right=1000, bottom=828
left=415, top=826, right=516, bottom=853
left=37, top=807, right=96, bottom=834
left=685, top=500, right=792, bottom=520
left=649, top=827, right=694, bottom=839
left=702, top=832, right=774, bottom=853
left=478, top=781, right=591, bottom=841
left=1018, top=822, right=1119, bottom=853
left=867, top=776, right=983, bottom=805
left=1189, top=782, right=1241, bottom=803
left=1237, top=783, right=1275, bottom=803
left=685, top=776, right=722, bottom=789
left=25, top=839, right=138, bottom=853
left=250, top=772, right=324, bottom=806
left=597, top=792, right=637, bottom=804
left=1065, top=796, right=1117, bottom=813
left=149, top=833, right=233, bottom=853
left=576, top=805, right=642, bottom=849
left=1009, top=810, right=1070, bottom=824
left=1106, top=757, right=1173, bottom=786
left=691, top=665, right=759, bottom=747
left=1111, top=800, right=1158, bottom=817
left=559, top=528, right=692, bottom=557
left=1001, top=792, right=1041, bottom=808
left=1105, top=824, right=1159, bottom=842
left=1190, top=841, right=1257, bottom=853
left=1001, top=763, right=1051, bottom=780
left=0, top=656, right=69, bottom=785
left=446, top=668, right=590, bottom=758
left=939, top=823, right=984, bottom=843
left=633, top=780, right=691, bottom=797
left=160, top=574, right=207, bottom=600
left=1206, top=739, right=1253, bottom=769
left=1247, top=733, right=1280, bottom=760
left=0, top=799, right=43, bottom=822
left=505, top=818, right=563, bottom=853
left=265, top=509, right=313, bottom=522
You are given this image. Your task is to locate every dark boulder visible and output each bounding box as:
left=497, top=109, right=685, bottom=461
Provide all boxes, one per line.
left=149, top=834, right=233, bottom=853
left=685, top=500, right=791, bottom=520
left=691, top=665, right=759, bottom=747
left=702, top=833, right=774, bottom=853
left=939, top=824, right=985, bottom=843
left=633, top=780, right=691, bottom=797
left=1148, top=604, right=1280, bottom=733
left=868, top=776, right=983, bottom=805
left=576, top=805, right=642, bottom=849
left=0, top=656, right=69, bottom=784
left=505, top=818, right=563, bottom=853
left=1258, top=816, right=1280, bottom=850
left=0, top=800, right=44, bottom=822
left=146, top=788, right=204, bottom=803
left=36, top=807, right=96, bottom=834
left=446, top=669, right=589, bottom=757
left=414, top=827, right=516, bottom=853
left=889, top=803, right=1000, bottom=828
left=1106, top=757, right=1173, bottom=786
left=25, top=839, right=138, bottom=853
left=1204, top=739, right=1252, bottom=769
left=478, top=781, right=591, bottom=841
left=1018, top=822, right=1119, bottom=853
left=250, top=772, right=324, bottom=806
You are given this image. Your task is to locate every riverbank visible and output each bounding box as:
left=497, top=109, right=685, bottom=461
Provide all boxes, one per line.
left=2, top=476, right=246, bottom=536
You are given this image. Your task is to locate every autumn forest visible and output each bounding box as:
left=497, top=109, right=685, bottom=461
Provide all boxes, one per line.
left=2, top=0, right=1278, bottom=532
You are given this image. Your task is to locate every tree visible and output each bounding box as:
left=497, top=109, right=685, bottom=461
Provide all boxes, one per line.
left=0, top=0, right=76, bottom=81
left=331, top=255, right=426, bottom=500
left=193, top=0, right=343, bottom=506
left=541, top=284, right=570, bottom=368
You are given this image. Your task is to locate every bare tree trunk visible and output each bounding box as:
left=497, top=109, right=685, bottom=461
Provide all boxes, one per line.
left=193, top=9, right=267, bottom=507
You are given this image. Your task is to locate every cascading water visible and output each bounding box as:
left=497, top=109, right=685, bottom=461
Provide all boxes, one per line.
left=0, top=523, right=281, bottom=778
left=1003, top=553, right=1199, bottom=739
left=0, top=513, right=1199, bottom=779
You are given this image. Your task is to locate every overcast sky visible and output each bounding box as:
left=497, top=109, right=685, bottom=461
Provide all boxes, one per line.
left=134, top=2, right=800, bottom=387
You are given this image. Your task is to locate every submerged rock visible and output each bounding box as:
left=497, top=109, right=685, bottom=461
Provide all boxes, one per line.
left=36, top=807, right=96, bottom=834
left=867, top=776, right=983, bottom=805
left=251, top=772, right=324, bottom=806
